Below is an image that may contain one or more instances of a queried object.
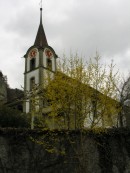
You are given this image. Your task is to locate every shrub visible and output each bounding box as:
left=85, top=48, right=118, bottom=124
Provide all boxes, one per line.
left=0, top=105, right=29, bottom=128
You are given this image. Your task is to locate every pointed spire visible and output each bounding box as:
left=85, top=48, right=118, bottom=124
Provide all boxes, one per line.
left=34, top=7, right=48, bottom=48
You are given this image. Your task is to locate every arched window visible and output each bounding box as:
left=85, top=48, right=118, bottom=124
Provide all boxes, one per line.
left=30, top=58, right=36, bottom=71
left=47, top=58, right=52, bottom=70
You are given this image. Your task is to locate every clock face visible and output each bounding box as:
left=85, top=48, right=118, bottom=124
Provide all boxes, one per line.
left=29, top=49, right=37, bottom=58
left=45, top=49, right=53, bottom=58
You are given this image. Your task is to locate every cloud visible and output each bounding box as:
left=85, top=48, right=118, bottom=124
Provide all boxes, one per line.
left=0, top=0, right=130, bottom=88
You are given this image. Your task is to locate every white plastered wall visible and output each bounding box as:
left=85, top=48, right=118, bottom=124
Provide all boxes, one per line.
left=43, top=49, right=56, bottom=71
left=25, top=69, right=39, bottom=113
left=42, top=49, right=55, bottom=88
left=27, top=48, right=39, bottom=72
left=25, top=47, right=56, bottom=113
left=25, top=48, right=39, bottom=113
left=26, top=69, right=39, bottom=91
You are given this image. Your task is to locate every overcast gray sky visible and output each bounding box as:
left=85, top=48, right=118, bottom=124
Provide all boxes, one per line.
left=0, top=0, right=130, bottom=89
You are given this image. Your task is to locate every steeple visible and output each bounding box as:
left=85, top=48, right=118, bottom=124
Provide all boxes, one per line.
left=34, top=8, right=48, bottom=48
left=24, top=3, right=57, bottom=115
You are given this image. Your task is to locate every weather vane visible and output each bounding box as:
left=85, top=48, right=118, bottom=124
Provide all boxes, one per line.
left=39, top=0, right=43, bottom=8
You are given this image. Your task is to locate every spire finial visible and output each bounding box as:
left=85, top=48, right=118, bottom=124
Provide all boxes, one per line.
left=39, top=0, right=43, bottom=24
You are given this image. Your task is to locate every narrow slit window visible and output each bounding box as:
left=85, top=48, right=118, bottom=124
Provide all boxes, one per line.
left=30, top=77, right=35, bottom=90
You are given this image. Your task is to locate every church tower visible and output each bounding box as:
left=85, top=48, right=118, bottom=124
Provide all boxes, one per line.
left=24, top=8, right=58, bottom=113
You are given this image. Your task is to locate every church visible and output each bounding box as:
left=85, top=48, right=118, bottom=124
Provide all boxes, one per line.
left=23, top=7, right=58, bottom=114
left=21, top=6, right=130, bottom=129
left=22, top=7, right=123, bottom=129
left=0, top=5, right=129, bottom=130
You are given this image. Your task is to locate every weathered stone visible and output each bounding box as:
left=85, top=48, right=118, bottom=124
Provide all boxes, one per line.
left=0, top=130, right=130, bottom=173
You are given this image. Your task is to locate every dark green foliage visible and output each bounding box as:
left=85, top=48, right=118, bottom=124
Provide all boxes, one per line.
left=0, top=105, right=29, bottom=128
left=7, top=88, right=24, bottom=102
